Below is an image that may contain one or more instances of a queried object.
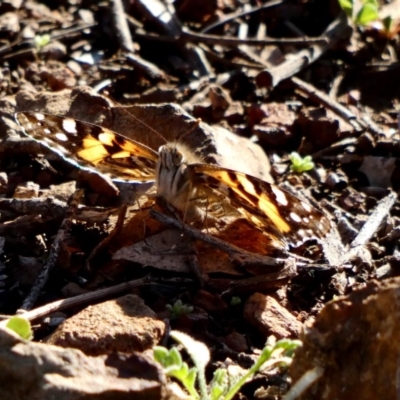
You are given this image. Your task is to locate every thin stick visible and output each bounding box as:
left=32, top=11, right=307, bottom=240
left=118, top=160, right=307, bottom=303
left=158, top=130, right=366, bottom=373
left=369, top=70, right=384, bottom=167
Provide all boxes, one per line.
left=15, top=277, right=149, bottom=321
left=181, top=28, right=327, bottom=46
left=150, top=209, right=288, bottom=270
left=110, top=0, right=135, bottom=53
left=292, top=76, right=365, bottom=132
left=19, top=191, right=83, bottom=311
left=201, top=0, right=285, bottom=33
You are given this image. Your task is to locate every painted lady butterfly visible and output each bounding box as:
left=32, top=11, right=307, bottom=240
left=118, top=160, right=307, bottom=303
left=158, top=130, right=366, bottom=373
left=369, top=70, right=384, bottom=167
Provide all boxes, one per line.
left=15, top=111, right=332, bottom=251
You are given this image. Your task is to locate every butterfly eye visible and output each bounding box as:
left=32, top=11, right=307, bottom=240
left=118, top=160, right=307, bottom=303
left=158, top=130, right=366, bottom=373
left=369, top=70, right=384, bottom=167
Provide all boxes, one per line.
left=172, top=150, right=183, bottom=165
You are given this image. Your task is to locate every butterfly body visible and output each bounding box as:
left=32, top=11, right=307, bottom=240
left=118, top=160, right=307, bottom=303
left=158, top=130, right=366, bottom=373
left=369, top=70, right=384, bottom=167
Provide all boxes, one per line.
left=15, top=111, right=332, bottom=251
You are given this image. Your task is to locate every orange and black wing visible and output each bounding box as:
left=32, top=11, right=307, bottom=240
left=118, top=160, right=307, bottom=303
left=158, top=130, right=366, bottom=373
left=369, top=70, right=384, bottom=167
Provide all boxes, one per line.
left=16, top=112, right=158, bottom=182
left=190, top=164, right=331, bottom=247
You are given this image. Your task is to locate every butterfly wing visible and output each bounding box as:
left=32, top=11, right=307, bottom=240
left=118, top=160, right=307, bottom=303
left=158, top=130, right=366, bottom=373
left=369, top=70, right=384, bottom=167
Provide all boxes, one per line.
left=190, top=164, right=331, bottom=247
left=15, top=112, right=158, bottom=182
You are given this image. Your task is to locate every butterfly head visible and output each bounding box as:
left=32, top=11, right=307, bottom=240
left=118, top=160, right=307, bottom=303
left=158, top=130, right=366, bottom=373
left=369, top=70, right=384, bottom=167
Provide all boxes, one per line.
left=158, top=144, right=185, bottom=171
left=155, top=143, right=206, bottom=221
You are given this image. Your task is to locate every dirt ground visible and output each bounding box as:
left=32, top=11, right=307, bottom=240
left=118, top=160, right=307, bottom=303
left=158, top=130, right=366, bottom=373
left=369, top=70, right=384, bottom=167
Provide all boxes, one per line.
left=1, top=0, right=400, bottom=398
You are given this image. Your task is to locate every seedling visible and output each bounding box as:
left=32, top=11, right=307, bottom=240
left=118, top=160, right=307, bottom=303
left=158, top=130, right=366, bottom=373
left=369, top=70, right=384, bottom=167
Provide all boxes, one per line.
left=338, top=0, right=379, bottom=26
left=230, top=297, right=241, bottom=306
left=289, top=152, right=315, bottom=173
left=34, top=34, right=51, bottom=51
left=166, top=299, right=194, bottom=319
left=2, top=316, right=33, bottom=340
left=154, top=330, right=301, bottom=400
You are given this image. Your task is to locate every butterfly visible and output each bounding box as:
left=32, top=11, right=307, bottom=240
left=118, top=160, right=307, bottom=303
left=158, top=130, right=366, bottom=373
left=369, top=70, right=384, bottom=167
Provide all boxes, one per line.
left=15, top=111, right=332, bottom=251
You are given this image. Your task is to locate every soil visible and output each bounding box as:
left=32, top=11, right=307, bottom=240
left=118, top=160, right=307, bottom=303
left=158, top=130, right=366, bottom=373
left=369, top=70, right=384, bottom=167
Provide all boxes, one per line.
left=0, top=0, right=400, bottom=398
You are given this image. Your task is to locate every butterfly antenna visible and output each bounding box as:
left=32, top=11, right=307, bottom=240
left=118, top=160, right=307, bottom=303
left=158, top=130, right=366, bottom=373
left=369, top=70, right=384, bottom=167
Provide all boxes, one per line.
left=101, top=90, right=168, bottom=144
left=173, top=118, right=202, bottom=151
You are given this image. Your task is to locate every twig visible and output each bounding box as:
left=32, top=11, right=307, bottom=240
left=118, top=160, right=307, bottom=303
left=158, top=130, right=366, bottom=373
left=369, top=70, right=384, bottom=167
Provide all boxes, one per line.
left=19, top=191, right=84, bottom=311
left=86, top=205, right=127, bottom=272
left=14, top=277, right=149, bottom=321
left=134, top=0, right=182, bottom=37
left=222, top=261, right=296, bottom=295
left=199, top=44, right=265, bottom=69
left=311, top=138, right=359, bottom=159
left=337, top=192, right=398, bottom=265
left=181, top=28, right=327, bottom=47
left=0, top=197, right=118, bottom=224
left=132, top=0, right=212, bottom=78
left=0, top=215, right=53, bottom=236
left=0, top=197, right=66, bottom=219
left=125, top=53, right=166, bottom=80
left=186, top=240, right=208, bottom=286
left=150, top=209, right=288, bottom=270
left=291, top=76, right=365, bottom=132
left=256, top=13, right=351, bottom=88
left=49, top=23, right=98, bottom=41
left=350, top=192, right=397, bottom=249
left=201, top=0, right=285, bottom=33
left=110, top=0, right=135, bottom=53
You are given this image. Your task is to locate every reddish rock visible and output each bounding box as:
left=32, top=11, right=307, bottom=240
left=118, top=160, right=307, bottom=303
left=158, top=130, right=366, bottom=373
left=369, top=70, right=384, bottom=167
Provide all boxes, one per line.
left=244, top=294, right=302, bottom=339
left=290, top=278, right=400, bottom=399
left=223, top=331, right=248, bottom=353
left=47, top=295, right=166, bottom=356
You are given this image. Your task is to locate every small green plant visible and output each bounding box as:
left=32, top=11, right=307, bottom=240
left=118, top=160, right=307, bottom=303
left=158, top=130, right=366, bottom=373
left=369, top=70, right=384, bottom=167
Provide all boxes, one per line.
left=230, top=297, right=241, bottom=306
left=289, top=152, right=314, bottom=174
left=154, top=330, right=301, bottom=400
left=166, top=300, right=194, bottom=319
left=338, top=0, right=379, bottom=26
left=34, top=34, right=51, bottom=51
left=2, top=316, right=33, bottom=340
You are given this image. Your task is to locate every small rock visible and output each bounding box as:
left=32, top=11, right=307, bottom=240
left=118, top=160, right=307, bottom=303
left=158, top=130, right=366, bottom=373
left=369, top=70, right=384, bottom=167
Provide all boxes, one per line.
left=324, top=171, right=348, bottom=191
left=13, top=181, right=39, bottom=198
left=0, top=172, right=8, bottom=194
left=192, top=290, right=228, bottom=313
left=45, top=181, right=77, bottom=202
left=0, top=327, right=166, bottom=399
left=40, top=40, right=67, bottom=60
left=223, top=331, right=248, bottom=353
left=0, top=12, right=20, bottom=36
left=244, top=294, right=302, bottom=339
left=46, top=294, right=166, bottom=356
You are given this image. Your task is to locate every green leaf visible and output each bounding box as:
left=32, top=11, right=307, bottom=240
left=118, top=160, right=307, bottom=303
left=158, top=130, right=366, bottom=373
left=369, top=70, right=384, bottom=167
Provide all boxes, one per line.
left=6, top=316, right=33, bottom=340
left=210, top=368, right=228, bottom=400
left=34, top=34, right=51, bottom=50
left=362, top=0, right=378, bottom=6
left=274, top=339, right=302, bottom=357
left=166, top=300, right=194, bottom=319
left=186, top=368, right=197, bottom=388
left=169, top=347, right=183, bottom=367
left=289, top=152, right=315, bottom=173
left=382, top=16, right=394, bottom=33
left=338, top=0, right=354, bottom=17
left=153, top=346, right=169, bottom=364
left=355, top=3, right=379, bottom=25
left=230, top=296, right=241, bottom=306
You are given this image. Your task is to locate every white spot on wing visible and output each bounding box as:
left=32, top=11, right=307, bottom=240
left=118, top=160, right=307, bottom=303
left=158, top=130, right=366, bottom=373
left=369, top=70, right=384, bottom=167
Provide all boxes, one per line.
left=62, top=118, right=78, bottom=134
left=43, top=128, right=51, bottom=134
left=55, top=132, right=68, bottom=142
left=297, top=229, right=305, bottom=237
left=272, top=186, right=288, bottom=206
left=34, top=113, right=45, bottom=120
left=301, top=201, right=312, bottom=212
left=290, top=212, right=302, bottom=222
